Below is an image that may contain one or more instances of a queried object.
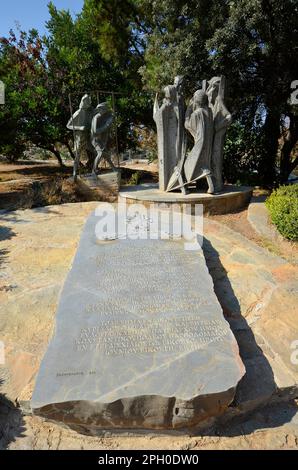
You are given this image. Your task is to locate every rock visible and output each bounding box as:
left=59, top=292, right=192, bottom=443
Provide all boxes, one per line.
left=0, top=177, right=63, bottom=211
left=247, top=199, right=274, bottom=240
left=31, top=211, right=245, bottom=431
left=0, top=203, right=99, bottom=406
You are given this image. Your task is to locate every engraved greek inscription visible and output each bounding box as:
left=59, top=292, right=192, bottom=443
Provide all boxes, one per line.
left=74, top=316, right=229, bottom=356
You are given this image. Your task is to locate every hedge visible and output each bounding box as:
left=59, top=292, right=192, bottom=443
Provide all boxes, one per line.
left=265, top=184, right=298, bottom=241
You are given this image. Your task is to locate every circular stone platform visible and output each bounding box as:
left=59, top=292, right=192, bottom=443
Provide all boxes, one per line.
left=119, top=183, right=253, bottom=215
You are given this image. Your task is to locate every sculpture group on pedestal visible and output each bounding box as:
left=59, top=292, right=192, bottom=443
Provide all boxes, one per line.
left=67, top=95, right=115, bottom=179
left=154, top=76, right=232, bottom=194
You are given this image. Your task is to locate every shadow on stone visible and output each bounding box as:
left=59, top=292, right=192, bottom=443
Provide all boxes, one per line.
left=201, top=237, right=296, bottom=434
left=0, top=224, right=16, bottom=243
left=251, top=194, right=267, bottom=203
left=210, top=400, right=298, bottom=437
left=0, top=379, right=26, bottom=450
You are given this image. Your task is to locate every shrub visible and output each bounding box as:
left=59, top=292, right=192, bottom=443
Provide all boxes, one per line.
left=265, top=185, right=298, bottom=241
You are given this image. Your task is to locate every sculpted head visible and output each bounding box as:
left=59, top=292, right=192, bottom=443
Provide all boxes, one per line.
left=95, top=102, right=109, bottom=113
left=163, top=85, right=177, bottom=103
left=174, top=75, right=184, bottom=90
left=207, top=77, right=221, bottom=103
left=193, top=90, right=208, bottom=108
left=79, top=94, right=92, bottom=109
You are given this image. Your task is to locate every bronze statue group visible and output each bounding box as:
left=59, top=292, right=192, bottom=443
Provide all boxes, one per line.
left=67, top=76, right=231, bottom=194
left=154, top=76, right=232, bottom=194
left=67, top=95, right=115, bottom=180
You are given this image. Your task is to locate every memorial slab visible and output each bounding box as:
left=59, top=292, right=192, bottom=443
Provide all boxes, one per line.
left=31, top=211, right=245, bottom=431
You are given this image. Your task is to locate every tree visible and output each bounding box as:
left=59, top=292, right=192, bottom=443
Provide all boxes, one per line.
left=208, top=0, right=298, bottom=185
left=0, top=28, right=70, bottom=165
left=1, top=0, right=296, bottom=184
left=77, top=0, right=153, bottom=148
left=138, top=0, right=298, bottom=185
left=0, top=1, right=152, bottom=164
left=45, top=0, right=154, bottom=154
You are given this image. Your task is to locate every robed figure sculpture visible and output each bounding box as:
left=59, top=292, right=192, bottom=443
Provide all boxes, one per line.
left=167, top=89, right=214, bottom=194
left=206, top=76, right=232, bottom=192
left=154, top=75, right=232, bottom=194
left=67, top=94, right=94, bottom=180
left=153, top=85, right=179, bottom=191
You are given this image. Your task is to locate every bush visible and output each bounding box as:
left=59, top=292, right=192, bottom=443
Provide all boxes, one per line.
left=223, top=122, right=266, bottom=187
left=265, top=185, right=298, bottom=241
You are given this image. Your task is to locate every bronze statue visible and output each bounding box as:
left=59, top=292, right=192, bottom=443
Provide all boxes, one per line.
left=67, top=94, right=94, bottom=180
left=91, top=102, right=115, bottom=175
left=158, top=75, right=232, bottom=195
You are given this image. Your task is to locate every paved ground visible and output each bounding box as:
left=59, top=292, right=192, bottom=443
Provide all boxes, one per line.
left=210, top=205, right=298, bottom=264
left=0, top=202, right=297, bottom=449
left=247, top=197, right=297, bottom=263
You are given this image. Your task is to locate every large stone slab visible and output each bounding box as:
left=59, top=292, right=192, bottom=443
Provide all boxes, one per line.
left=31, top=211, right=245, bottom=431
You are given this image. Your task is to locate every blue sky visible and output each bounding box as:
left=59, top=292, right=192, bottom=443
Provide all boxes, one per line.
left=0, top=0, right=84, bottom=37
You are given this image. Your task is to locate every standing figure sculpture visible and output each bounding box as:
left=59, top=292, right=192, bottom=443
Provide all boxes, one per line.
left=153, top=85, right=179, bottom=191
left=91, top=102, right=115, bottom=175
left=206, top=76, right=232, bottom=192
left=67, top=94, right=94, bottom=180
left=160, top=75, right=231, bottom=195
left=173, top=75, right=187, bottom=167
left=167, top=90, right=214, bottom=194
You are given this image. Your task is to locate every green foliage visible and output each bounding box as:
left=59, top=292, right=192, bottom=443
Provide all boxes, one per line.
left=0, top=1, right=152, bottom=163
left=139, top=0, right=298, bottom=185
left=0, top=27, right=71, bottom=163
left=223, top=121, right=265, bottom=186
left=81, top=0, right=133, bottom=64
left=266, top=185, right=298, bottom=241
left=128, top=170, right=141, bottom=185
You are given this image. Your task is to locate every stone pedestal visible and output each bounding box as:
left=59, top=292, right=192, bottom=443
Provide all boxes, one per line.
left=120, top=183, right=253, bottom=215
left=74, top=171, right=121, bottom=202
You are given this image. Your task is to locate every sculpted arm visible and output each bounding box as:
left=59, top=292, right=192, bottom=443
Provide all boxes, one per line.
left=92, top=113, right=113, bottom=135
left=184, top=102, right=194, bottom=134
left=67, top=110, right=86, bottom=131
left=215, top=98, right=232, bottom=132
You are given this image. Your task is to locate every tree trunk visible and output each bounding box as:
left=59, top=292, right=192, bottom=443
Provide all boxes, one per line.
left=279, top=112, right=298, bottom=183
left=49, top=145, right=64, bottom=167
left=65, top=141, right=76, bottom=161
left=259, top=107, right=281, bottom=187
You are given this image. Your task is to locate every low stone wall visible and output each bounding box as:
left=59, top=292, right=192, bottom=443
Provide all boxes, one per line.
left=0, top=177, right=64, bottom=211
left=0, top=172, right=121, bottom=211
